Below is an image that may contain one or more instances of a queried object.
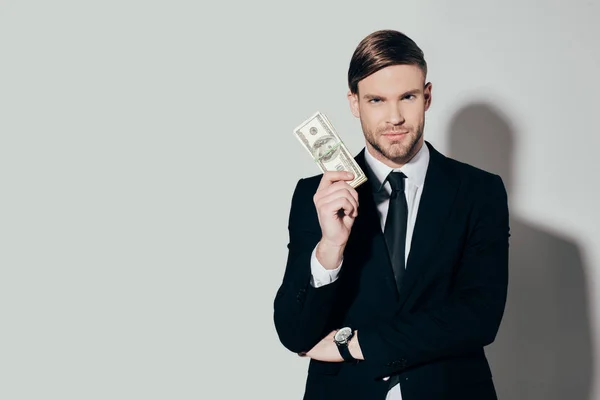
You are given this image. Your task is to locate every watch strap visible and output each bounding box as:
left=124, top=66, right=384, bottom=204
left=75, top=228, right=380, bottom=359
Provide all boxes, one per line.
left=337, top=342, right=357, bottom=363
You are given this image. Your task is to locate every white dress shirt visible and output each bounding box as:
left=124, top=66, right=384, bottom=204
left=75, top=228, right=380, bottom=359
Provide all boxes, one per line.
left=309, top=142, right=430, bottom=400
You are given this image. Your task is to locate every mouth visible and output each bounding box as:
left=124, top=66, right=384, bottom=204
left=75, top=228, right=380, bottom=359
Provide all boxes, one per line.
left=382, top=131, right=409, bottom=140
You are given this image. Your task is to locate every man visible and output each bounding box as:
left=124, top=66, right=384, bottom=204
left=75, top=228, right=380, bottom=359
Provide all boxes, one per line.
left=273, top=29, right=509, bottom=399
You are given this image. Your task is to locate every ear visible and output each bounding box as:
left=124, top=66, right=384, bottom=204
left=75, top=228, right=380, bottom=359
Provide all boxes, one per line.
left=347, top=91, right=360, bottom=118
left=423, top=82, right=432, bottom=111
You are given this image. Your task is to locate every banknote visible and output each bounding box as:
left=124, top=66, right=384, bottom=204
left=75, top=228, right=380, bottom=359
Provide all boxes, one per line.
left=293, top=111, right=367, bottom=188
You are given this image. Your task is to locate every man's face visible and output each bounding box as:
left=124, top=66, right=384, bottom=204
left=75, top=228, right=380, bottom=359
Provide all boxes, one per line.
left=348, top=64, right=432, bottom=167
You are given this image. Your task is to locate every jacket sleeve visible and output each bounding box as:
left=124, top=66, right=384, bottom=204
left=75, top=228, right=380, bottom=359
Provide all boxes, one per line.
left=273, top=178, right=341, bottom=354
left=358, top=174, right=509, bottom=377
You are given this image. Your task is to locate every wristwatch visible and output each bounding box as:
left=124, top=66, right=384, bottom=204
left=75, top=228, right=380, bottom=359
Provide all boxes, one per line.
left=334, top=327, right=358, bottom=363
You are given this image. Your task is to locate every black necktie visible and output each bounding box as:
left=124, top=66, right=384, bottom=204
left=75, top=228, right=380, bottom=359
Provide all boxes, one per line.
left=383, top=172, right=408, bottom=390
left=383, top=171, right=408, bottom=294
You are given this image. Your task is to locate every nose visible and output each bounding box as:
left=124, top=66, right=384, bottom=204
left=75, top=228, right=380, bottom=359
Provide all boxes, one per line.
left=387, top=104, right=405, bottom=126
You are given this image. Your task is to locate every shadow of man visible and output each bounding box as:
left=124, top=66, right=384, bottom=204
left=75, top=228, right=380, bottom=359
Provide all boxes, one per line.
left=446, top=102, right=593, bottom=400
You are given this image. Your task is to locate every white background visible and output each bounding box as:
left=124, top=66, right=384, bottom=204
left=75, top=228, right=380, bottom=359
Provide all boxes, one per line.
left=1, top=1, right=599, bottom=399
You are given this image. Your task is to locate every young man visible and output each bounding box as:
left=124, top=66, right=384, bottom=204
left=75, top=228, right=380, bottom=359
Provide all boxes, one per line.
left=274, top=29, right=509, bottom=399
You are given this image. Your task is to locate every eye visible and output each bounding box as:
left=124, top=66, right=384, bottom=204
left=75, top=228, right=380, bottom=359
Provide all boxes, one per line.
left=404, top=94, right=416, bottom=100
left=368, top=98, right=382, bottom=103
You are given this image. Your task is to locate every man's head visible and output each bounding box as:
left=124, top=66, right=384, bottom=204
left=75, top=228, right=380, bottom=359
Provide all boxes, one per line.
left=347, top=30, right=432, bottom=167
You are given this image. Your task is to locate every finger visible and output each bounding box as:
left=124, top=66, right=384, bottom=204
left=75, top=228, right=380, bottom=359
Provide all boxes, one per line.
left=315, top=185, right=357, bottom=207
left=321, top=197, right=357, bottom=218
left=317, top=190, right=359, bottom=218
left=316, top=181, right=359, bottom=205
left=316, top=187, right=359, bottom=215
left=317, top=171, right=355, bottom=190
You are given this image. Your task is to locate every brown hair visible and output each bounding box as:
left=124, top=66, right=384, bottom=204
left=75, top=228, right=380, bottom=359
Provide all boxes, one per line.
left=348, top=30, right=427, bottom=94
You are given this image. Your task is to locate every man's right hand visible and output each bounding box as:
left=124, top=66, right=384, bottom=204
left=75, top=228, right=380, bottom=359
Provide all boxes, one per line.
left=313, top=171, right=359, bottom=269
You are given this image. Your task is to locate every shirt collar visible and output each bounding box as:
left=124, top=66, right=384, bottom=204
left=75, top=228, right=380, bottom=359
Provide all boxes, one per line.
left=364, top=141, right=430, bottom=193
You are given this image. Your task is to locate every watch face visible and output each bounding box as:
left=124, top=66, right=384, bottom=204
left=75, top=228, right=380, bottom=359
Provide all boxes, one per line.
left=335, top=327, right=352, bottom=342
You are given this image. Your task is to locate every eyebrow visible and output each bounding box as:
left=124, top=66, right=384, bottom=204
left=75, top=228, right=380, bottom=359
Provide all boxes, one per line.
left=362, top=89, right=422, bottom=100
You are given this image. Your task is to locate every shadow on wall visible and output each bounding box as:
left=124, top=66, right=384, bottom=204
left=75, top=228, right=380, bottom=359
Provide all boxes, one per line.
left=446, top=102, right=593, bottom=400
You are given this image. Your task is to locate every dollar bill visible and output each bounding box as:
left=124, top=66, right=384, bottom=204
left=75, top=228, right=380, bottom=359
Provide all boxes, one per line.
left=293, top=111, right=367, bottom=188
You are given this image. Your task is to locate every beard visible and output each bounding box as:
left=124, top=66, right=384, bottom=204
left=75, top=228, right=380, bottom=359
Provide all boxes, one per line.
left=361, top=119, right=425, bottom=164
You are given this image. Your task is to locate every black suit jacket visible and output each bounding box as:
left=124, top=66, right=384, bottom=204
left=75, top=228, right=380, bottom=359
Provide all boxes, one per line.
left=274, top=141, right=509, bottom=400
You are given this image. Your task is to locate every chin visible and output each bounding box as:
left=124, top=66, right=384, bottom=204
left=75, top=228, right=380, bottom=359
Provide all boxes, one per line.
left=388, top=151, right=412, bottom=161
left=382, top=144, right=411, bottom=158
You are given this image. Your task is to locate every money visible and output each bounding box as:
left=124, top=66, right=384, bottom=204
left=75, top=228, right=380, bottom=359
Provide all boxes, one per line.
left=293, top=111, right=367, bottom=188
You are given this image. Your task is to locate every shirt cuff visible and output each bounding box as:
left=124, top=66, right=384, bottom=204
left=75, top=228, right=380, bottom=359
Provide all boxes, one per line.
left=309, top=244, right=343, bottom=288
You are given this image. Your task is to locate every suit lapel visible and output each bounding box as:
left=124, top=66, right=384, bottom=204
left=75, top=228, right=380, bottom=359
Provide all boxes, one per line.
left=350, top=143, right=461, bottom=306
left=396, top=141, right=461, bottom=306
